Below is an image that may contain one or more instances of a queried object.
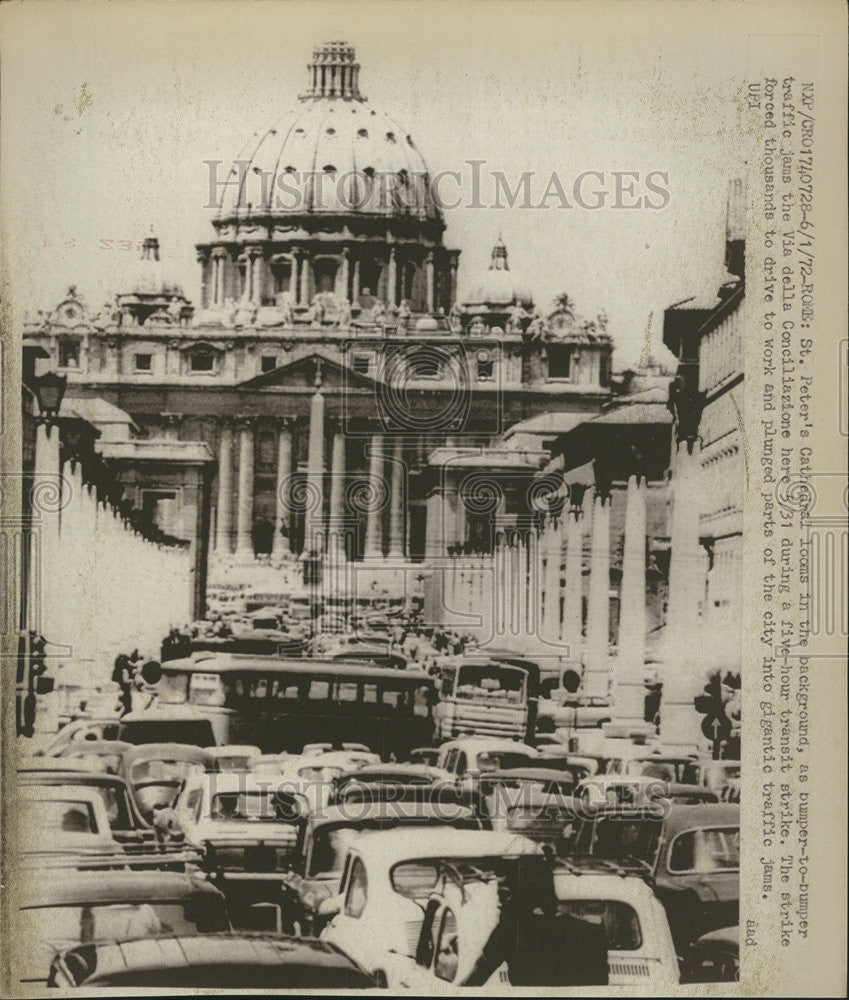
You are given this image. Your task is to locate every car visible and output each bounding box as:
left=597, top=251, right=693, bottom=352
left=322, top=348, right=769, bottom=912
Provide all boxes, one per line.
left=18, top=770, right=154, bottom=850
left=610, top=752, right=702, bottom=785
left=435, top=738, right=539, bottom=782
left=120, top=743, right=216, bottom=822
left=575, top=773, right=671, bottom=813
left=206, top=744, right=262, bottom=772
left=280, top=800, right=488, bottom=935
left=118, top=705, right=218, bottom=747
left=391, top=858, right=679, bottom=989
left=55, top=739, right=134, bottom=774
left=681, top=924, right=739, bottom=982
left=697, top=759, right=741, bottom=802
left=409, top=747, right=440, bottom=767
left=19, top=786, right=121, bottom=858
left=47, top=934, right=379, bottom=989
left=543, top=694, right=613, bottom=730
left=173, top=771, right=307, bottom=913
left=571, top=802, right=740, bottom=952
left=36, top=717, right=122, bottom=757
left=478, top=768, right=579, bottom=848
left=277, top=750, right=380, bottom=812
left=321, top=827, right=541, bottom=979
left=327, top=763, right=452, bottom=805
left=17, top=870, right=229, bottom=987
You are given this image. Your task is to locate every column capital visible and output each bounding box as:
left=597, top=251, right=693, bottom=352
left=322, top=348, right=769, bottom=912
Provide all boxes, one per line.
left=235, top=415, right=258, bottom=432
left=277, top=415, right=296, bottom=431
left=566, top=481, right=589, bottom=515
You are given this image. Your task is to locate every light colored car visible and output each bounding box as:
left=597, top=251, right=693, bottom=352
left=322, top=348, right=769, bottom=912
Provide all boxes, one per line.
left=389, top=861, right=679, bottom=990
left=320, top=827, right=541, bottom=979
left=206, top=745, right=262, bottom=772
left=435, top=737, right=539, bottom=781
left=173, top=772, right=306, bottom=886
left=20, top=786, right=120, bottom=856
left=278, top=750, right=380, bottom=813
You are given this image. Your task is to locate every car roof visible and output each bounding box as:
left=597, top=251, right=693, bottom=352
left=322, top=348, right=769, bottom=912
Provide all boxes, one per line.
left=485, top=768, right=577, bottom=785
left=440, top=738, right=538, bottom=755
left=351, top=827, right=541, bottom=868
left=122, top=744, right=214, bottom=765
left=663, top=802, right=739, bottom=833
left=200, top=772, right=297, bottom=794
left=19, top=771, right=129, bottom=789
left=60, top=740, right=134, bottom=756
left=20, top=870, right=221, bottom=908
left=66, top=934, right=369, bottom=978
left=308, top=801, right=473, bottom=831
left=552, top=867, right=659, bottom=901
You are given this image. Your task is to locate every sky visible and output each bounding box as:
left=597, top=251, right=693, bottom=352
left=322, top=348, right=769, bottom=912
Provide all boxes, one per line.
left=2, top=1, right=753, bottom=368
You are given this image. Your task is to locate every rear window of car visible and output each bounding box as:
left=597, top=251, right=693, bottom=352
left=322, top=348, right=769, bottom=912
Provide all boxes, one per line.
left=24, top=799, right=98, bottom=835
left=667, top=826, right=740, bottom=873
left=556, top=899, right=642, bottom=950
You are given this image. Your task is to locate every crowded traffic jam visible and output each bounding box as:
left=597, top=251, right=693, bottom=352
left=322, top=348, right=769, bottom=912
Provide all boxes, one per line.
left=15, top=611, right=741, bottom=990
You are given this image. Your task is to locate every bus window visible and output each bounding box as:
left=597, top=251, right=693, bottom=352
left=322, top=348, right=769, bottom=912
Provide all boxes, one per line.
left=334, top=681, right=359, bottom=703
left=159, top=673, right=188, bottom=704
left=189, top=673, right=225, bottom=707
left=413, top=686, right=432, bottom=717
left=362, top=684, right=378, bottom=704
left=309, top=680, right=331, bottom=700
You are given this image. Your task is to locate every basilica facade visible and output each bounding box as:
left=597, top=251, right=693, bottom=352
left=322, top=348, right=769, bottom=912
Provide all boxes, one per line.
left=24, top=41, right=615, bottom=610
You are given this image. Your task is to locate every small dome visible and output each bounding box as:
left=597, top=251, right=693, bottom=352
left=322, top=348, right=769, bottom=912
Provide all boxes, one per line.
left=217, top=42, right=440, bottom=223
left=463, top=238, right=533, bottom=309
left=133, top=233, right=184, bottom=298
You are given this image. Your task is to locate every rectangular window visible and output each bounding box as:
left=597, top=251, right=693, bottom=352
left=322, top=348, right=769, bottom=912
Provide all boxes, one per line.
left=135, top=353, right=153, bottom=372
left=352, top=354, right=371, bottom=376
left=261, top=355, right=278, bottom=373
left=547, top=344, right=573, bottom=380
left=58, top=339, right=80, bottom=369
left=190, top=352, right=215, bottom=373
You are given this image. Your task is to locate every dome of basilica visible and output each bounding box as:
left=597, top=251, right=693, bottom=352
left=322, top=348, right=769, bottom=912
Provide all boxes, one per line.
left=463, top=238, right=534, bottom=309
left=216, top=42, right=441, bottom=224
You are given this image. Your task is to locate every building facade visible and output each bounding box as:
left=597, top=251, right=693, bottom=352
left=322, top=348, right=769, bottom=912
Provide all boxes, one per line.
left=24, top=41, right=616, bottom=614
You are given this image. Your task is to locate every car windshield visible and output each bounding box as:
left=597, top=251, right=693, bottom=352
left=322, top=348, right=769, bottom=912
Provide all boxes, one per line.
left=309, top=826, right=364, bottom=876
left=583, top=816, right=663, bottom=865
left=668, top=827, right=740, bottom=873
left=23, top=799, right=99, bottom=837
left=83, top=964, right=373, bottom=988
left=629, top=759, right=700, bottom=784
left=210, top=791, right=301, bottom=822
left=131, top=759, right=205, bottom=784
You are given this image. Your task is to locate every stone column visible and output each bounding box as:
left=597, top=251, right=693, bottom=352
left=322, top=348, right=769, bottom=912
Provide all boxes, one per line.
left=327, top=423, right=347, bottom=559
left=616, top=473, right=649, bottom=727
left=363, top=434, right=385, bottom=561
left=561, top=485, right=587, bottom=659
left=352, top=258, right=360, bottom=301
left=338, top=248, right=350, bottom=303
left=303, top=373, right=326, bottom=556
left=542, top=516, right=562, bottom=643
left=235, top=419, right=255, bottom=558
left=248, top=247, right=262, bottom=304
left=387, top=248, right=398, bottom=308
left=584, top=487, right=612, bottom=696
left=272, top=419, right=293, bottom=561
left=662, top=439, right=706, bottom=750
left=300, top=251, right=311, bottom=305
left=388, top=437, right=405, bottom=558
left=425, top=252, right=435, bottom=312
left=215, top=420, right=233, bottom=554
left=449, top=254, right=459, bottom=310
left=291, top=251, right=301, bottom=305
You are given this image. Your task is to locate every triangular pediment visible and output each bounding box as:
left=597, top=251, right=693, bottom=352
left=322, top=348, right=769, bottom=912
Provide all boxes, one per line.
left=238, top=352, right=379, bottom=392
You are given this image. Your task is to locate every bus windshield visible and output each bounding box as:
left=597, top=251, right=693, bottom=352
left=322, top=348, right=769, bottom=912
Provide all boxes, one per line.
left=454, top=663, right=527, bottom=703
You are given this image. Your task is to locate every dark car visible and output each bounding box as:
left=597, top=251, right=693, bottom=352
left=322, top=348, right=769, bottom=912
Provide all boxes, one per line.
left=18, top=870, right=228, bottom=987
left=571, top=802, right=739, bottom=952
left=48, top=934, right=378, bottom=989
left=281, top=800, right=488, bottom=934
left=681, top=925, right=739, bottom=982
left=18, top=770, right=153, bottom=850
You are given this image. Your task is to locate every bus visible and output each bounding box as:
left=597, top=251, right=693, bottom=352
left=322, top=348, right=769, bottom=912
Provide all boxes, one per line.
left=433, top=657, right=539, bottom=743
left=145, top=652, right=436, bottom=758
